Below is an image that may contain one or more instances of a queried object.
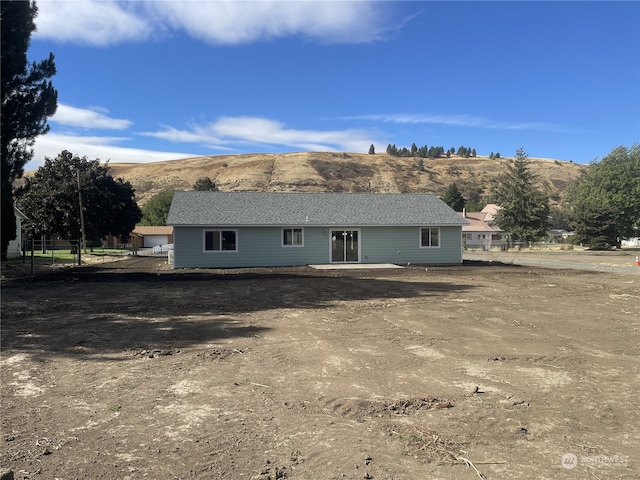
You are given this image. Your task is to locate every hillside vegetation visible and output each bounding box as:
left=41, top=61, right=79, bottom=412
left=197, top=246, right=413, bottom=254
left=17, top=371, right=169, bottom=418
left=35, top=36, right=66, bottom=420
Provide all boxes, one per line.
left=105, top=152, right=586, bottom=206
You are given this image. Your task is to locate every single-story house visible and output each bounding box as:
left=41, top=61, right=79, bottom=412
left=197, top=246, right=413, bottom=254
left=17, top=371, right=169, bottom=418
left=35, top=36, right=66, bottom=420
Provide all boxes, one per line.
left=548, top=229, right=574, bottom=241
left=461, top=204, right=507, bottom=250
left=129, top=226, right=174, bottom=249
left=7, top=206, right=27, bottom=258
left=166, top=191, right=468, bottom=268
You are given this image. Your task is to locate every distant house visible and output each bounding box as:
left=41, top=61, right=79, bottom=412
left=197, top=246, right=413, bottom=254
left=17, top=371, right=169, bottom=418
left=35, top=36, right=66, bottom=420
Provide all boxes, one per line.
left=166, top=192, right=467, bottom=268
left=549, top=229, right=574, bottom=241
left=461, top=204, right=507, bottom=250
left=129, top=226, right=174, bottom=249
left=7, top=207, right=27, bottom=258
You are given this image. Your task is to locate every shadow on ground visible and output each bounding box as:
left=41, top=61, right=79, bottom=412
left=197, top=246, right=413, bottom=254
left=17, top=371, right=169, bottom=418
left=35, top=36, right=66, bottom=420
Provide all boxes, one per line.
left=1, top=258, right=479, bottom=360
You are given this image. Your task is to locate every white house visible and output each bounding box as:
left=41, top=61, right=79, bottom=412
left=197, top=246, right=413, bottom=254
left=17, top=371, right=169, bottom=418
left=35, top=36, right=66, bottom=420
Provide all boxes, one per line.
left=461, top=204, right=507, bottom=250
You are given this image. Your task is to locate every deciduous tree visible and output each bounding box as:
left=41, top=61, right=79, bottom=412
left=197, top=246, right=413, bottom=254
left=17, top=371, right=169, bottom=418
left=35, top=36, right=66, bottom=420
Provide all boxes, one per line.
left=1, top=1, right=58, bottom=259
left=16, top=151, right=141, bottom=244
left=140, top=190, right=175, bottom=226
left=564, top=144, right=640, bottom=248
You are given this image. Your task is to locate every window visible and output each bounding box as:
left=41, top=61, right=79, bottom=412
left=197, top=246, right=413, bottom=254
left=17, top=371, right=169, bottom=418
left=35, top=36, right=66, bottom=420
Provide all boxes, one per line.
left=420, top=227, right=440, bottom=248
left=204, top=230, right=237, bottom=252
left=282, top=228, right=304, bottom=247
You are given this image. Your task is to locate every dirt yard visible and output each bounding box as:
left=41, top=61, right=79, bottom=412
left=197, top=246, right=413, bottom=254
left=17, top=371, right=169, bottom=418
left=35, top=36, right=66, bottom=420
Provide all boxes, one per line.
left=1, top=254, right=638, bottom=480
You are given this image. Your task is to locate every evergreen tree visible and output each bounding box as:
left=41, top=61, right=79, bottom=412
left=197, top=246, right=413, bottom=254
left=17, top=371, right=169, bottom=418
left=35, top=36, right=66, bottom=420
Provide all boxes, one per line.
left=1, top=1, right=58, bottom=259
left=368, top=144, right=375, bottom=155
left=442, top=182, right=466, bottom=211
left=410, top=143, right=418, bottom=156
left=493, top=148, right=549, bottom=243
left=568, top=204, right=618, bottom=249
left=193, top=177, right=218, bottom=191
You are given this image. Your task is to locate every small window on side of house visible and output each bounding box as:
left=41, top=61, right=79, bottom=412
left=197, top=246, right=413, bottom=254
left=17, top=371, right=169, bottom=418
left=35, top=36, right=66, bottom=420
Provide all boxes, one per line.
left=282, top=228, right=304, bottom=247
left=204, top=230, right=237, bottom=252
left=420, top=227, right=440, bottom=248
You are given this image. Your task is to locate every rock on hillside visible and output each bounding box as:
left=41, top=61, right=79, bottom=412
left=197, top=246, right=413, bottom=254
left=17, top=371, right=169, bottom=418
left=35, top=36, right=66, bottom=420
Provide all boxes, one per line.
left=106, top=152, right=586, bottom=206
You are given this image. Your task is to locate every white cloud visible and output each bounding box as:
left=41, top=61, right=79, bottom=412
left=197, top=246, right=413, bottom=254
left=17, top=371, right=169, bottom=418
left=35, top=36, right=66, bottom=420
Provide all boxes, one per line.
left=52, top=104, right=133, bottom=130
left=143, top=125, right=226, bottom=147
left=152, top=1, right=388, bottom=45
left=142, top=116, right=381, bottom=153
left=34, top=0, right=394, bottom=46
left=29, top=133, right=198, bottom=170
left=34, top=1, right=152, bottom=46
left=28, top=115, right=383, bottom=171
left=344, top=113, right=580, bottom=133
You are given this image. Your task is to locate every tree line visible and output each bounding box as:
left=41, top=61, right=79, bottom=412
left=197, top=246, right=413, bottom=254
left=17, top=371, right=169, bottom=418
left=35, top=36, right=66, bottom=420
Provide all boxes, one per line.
left=369, top=143, right=501, bottom=159
left=384, top=143, right=478, bottom=159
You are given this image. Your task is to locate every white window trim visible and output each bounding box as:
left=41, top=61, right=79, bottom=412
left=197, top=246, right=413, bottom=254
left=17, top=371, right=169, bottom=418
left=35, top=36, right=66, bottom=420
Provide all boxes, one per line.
left=329, top=229, right=361, bottom=263
left=203, top=229, right=238, bottom=253
left=281, top=227, right=304, bottom=247
left=419, top=227, right=441, bottom=248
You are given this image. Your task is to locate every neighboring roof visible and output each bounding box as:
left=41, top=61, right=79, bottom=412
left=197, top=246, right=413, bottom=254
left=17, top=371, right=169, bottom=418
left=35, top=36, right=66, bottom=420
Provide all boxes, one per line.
left=132, top=226, right=173, bottom=236
left=480, top=204, right=501, bottom=222
left=461, top=211, right=504, bottom=233
left=167, top=192, right=468, bottom=227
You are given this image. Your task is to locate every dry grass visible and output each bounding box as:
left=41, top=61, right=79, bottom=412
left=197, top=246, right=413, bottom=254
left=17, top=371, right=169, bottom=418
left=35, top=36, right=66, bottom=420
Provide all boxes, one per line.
left=101, top=152, right=585, bottom=205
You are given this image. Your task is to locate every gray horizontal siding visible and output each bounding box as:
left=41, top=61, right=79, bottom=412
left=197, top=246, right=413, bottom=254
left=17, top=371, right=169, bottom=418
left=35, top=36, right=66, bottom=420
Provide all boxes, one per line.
left=173, top=225, right=462, bottom=268
left=361, top=226, right=462, bottom=264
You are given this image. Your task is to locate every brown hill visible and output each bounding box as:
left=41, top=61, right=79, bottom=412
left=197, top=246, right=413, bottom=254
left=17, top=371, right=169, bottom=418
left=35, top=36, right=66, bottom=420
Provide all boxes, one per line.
left=106, top=152, right=587, bottom=207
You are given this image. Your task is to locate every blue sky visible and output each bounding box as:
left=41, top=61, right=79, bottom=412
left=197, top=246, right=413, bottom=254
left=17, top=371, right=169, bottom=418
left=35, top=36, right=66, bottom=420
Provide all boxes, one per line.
left=27, top=0, right=640, bottom=170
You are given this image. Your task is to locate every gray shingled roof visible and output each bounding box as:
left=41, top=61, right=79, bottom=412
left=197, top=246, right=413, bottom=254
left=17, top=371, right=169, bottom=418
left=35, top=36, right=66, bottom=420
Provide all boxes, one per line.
left=166, top=192, right=468, bottom=227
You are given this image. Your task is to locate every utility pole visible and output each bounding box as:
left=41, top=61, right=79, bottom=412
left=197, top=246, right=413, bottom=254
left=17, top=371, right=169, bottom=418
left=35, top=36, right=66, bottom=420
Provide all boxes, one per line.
left=76, top=168, right=87, bottom=254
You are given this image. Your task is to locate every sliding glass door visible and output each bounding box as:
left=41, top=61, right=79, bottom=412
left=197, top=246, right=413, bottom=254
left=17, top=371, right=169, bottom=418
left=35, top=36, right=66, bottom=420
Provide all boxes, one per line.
left=331, top=230, right=359, bottom=263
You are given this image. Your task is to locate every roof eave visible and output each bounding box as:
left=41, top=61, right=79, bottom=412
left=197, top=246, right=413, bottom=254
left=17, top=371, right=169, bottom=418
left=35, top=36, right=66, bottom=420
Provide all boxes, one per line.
left=169, top=223, right=466, bottom=228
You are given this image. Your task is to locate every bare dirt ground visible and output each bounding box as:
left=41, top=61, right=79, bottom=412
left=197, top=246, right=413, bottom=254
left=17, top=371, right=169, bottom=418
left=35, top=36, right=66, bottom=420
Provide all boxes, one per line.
left=1, top=253, right=639, bottom=480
